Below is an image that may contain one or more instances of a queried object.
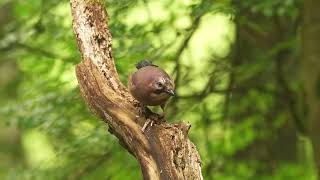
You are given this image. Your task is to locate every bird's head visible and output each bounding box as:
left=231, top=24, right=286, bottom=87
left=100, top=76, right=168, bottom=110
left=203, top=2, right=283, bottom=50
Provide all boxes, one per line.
left=151, top=76, right=175, bottom=97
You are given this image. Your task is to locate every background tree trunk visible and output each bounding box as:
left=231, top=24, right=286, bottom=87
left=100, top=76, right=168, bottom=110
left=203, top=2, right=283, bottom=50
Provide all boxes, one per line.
left=301, top=0, right=320, bottom=178
left=69, top=0, right=203, bottom=179
left=228, top=1, right=301, bottom=175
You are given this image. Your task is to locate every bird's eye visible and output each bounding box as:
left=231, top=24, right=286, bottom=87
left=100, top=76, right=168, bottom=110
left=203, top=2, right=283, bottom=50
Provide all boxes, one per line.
left=156, top=82, right=163, bottom=87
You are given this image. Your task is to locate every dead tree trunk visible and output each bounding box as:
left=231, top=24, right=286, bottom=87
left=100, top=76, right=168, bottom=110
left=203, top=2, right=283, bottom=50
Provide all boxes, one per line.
left=69, top=0, right=203, bottom=179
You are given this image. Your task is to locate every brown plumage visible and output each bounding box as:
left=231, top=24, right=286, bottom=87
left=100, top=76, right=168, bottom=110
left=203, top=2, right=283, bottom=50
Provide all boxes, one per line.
left=128, top=60, right=175, bottom=112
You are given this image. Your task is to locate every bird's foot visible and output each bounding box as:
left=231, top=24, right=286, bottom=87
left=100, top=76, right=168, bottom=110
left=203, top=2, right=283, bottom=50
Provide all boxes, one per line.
left=136, top=105, right=147, bottom=118
left=141, top=119, right=155, bottom=132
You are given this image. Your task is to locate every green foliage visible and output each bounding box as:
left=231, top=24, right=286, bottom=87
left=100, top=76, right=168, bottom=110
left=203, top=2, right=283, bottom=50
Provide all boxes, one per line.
left=0, top=0, right=316, bottom=179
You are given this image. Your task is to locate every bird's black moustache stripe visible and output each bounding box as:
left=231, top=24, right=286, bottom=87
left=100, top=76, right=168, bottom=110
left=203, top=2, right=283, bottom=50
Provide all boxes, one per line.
left=154, top=89, right=175, bottom=96
left=154, top=89, right=164, bottom=94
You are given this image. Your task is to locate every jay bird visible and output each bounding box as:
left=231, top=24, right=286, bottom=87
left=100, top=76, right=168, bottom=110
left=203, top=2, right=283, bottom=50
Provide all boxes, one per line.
left=128, top=60, right=175, bottom=131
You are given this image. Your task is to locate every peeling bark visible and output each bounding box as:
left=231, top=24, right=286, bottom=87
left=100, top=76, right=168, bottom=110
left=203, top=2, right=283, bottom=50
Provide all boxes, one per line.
left=70, top=0, right=203, bottom=179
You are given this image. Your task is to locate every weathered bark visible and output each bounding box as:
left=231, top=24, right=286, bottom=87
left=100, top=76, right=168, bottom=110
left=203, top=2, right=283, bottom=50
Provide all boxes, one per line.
left=69, top=0, right=202, bottom=179
left=301, top=0, right=320, bottom=178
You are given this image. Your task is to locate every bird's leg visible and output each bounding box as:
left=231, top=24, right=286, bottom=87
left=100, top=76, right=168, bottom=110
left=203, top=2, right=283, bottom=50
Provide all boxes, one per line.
left=139, top=105, right=157, bottom=132
left=159, top=104, right=166, bottom=119
left=137, top=104, right=148, bottom=118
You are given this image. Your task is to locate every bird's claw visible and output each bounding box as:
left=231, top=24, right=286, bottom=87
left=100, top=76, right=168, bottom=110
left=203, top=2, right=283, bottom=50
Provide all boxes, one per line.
left=142, top=119, right=154, bottom=132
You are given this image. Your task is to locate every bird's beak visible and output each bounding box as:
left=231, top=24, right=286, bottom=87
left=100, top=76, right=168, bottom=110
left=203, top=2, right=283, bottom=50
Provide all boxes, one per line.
left=165, top=89, right=175, bottom=96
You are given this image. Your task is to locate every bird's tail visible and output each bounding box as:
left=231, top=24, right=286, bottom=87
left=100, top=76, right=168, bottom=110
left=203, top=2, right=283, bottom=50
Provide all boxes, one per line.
left=135, top=60, right=157, bottom=69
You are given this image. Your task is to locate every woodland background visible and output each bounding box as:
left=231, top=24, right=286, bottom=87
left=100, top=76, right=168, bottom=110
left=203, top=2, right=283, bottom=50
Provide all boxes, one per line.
left=0, top=0, right=319, bottom=179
